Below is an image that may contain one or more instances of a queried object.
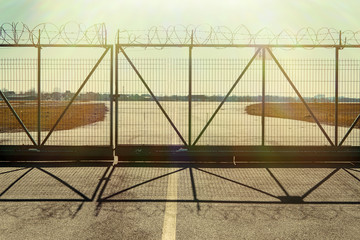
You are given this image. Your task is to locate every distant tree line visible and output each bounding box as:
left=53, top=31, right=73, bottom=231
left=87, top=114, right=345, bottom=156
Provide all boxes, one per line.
left=1, top=90, right=359, bottom=103
left=118, top=94, right=359, bottom=103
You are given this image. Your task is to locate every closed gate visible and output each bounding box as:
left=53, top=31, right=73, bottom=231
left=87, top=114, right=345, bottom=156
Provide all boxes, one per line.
left=115, top=30, right=360, bottom=162
left=1, top=23, right=360, bottom=162
left=0, top=23, right=113, bottom=160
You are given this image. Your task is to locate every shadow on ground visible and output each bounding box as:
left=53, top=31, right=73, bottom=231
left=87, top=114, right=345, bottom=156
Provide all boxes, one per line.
left=1, top=163, right=360, bottom=216
left=96, top=165, right=360, bottom=205
left=1, top=163, right=360, bottom=239
left=0, top=166, right=110, bottom=202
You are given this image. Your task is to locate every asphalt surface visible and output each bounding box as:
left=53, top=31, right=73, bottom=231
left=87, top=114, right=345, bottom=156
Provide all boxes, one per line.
left=1, top=164, right=360, bottom=239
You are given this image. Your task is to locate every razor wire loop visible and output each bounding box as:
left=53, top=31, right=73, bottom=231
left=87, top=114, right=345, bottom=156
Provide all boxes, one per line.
left=117, top=25, right=360, bottom=49
left=0, top=22, right=31, bottom=44
left=1, top=23, right=360, bottom=47
left=0, top=22, right=107, bottom=45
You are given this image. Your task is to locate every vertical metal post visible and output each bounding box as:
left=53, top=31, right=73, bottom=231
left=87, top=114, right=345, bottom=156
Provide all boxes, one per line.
left=37, top=30, right=41, bottom=146
left=115, top=31, right=119, bottom=148
left=188, top=31, right=193, bottom=146
left=110, top=45, right=113, bottom=147
left=262, top=47, right=265, bottom=146
left=335, top=47, right=339, bottom=146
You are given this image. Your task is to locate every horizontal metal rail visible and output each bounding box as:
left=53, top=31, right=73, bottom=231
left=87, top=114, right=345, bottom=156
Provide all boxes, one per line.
left=0, top=44, right=112, bottom=48
left=116, top=44, right=360, bottom=48
left=3, top=44, right=360, bottom=48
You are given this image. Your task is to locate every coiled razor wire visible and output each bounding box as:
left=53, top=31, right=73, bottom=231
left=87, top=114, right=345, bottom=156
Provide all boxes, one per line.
left=0, top=22, right=107, bottom=45
left=117, top=25, right=360, bottom=48
left=2, top=23, right=360, bottom=47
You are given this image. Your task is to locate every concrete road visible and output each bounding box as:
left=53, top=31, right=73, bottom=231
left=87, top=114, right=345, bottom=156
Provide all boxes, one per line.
left=1, top=164, right=360, bottom=239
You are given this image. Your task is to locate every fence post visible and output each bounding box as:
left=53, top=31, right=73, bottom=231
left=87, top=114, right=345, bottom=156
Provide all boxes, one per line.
left=262, top=47, right=265, bottom=146
left=110, top=45, right=114, bottom=147
left=37, top=29, right=41, bottom=146
left=188, top=31, right=193, bottom=146
left=335, top=46, right=339, bottom=146
left=335, top=31, right=342, bottom=147
left=115, top=30, right=119, bottom=148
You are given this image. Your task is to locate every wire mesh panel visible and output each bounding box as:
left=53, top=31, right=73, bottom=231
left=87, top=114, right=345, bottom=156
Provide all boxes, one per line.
left=0, top=58, right=38, bottom=145
left=264, top=57, right=336, bottom=146
left=338, top=58, right=360, bottom=146
left=40, top=56, right=111, bottom=146
left=117, top=54, right=359, bottom=147
left=192, top=58, right=262, bottom=146
left=2, top=44, right=359, bottom=154
left=117, top=57, right=188, bottom=145
left=0, top=53, right=111, bottom=147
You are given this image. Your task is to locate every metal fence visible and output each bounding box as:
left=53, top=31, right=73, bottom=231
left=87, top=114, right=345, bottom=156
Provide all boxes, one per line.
left=116, top=54, right=360, bottom=147
left=0, top=23, right=113, bottom=159
left=1, top=23, right=360, bottom=161
left=115, top=33, right=360, bottom=161
left=1, top=57, right=112, bottom=146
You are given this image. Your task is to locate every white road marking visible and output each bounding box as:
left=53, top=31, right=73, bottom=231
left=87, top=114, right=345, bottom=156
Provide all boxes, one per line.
left=162, top=170, right=178, bottom=240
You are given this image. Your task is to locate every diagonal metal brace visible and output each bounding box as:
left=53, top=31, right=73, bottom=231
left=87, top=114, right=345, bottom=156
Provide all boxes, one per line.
left=192, top=48, right=261, bottom=146
left=0, top=91, right=37, bottom=145
left=339, top=113, right=360, bottom=146
left=119, top=46, right=187, bottom=146
left=41, top=47, right=110, bottom=145
left=266, top=48, right=335, bottom=146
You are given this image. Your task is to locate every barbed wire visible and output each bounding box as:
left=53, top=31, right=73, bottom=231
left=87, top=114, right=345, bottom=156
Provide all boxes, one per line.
left=117, top=25, right=360, bottom=47
left=1, top=23, right=360, bottom=47
left=0, top=22, right=107, bottom=45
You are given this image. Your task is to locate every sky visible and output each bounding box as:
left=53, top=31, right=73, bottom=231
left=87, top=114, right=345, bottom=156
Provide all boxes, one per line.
left=1, top=0, right=359, bottom=58
left=1, top=0, right=359, bottom=41
left=1, top=0, right=360, bottom=95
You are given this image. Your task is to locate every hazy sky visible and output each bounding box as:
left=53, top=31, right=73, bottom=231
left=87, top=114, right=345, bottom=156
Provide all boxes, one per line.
left=1, top=1, right=359, bottom=95
left=1, top=0, right=359, bottom=37
left=1, top=1, right=360, bottom=58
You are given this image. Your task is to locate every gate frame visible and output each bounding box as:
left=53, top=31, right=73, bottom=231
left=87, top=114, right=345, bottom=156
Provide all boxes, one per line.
left=0, top=42, right=114, bottom=161
left=1, top=36, right=360, bottom=162
left=115, top=38, right=360, bottom=162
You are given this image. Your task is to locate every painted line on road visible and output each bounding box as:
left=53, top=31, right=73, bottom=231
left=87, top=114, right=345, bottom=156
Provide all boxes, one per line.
left=161, top=169, right=178, bottom=240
